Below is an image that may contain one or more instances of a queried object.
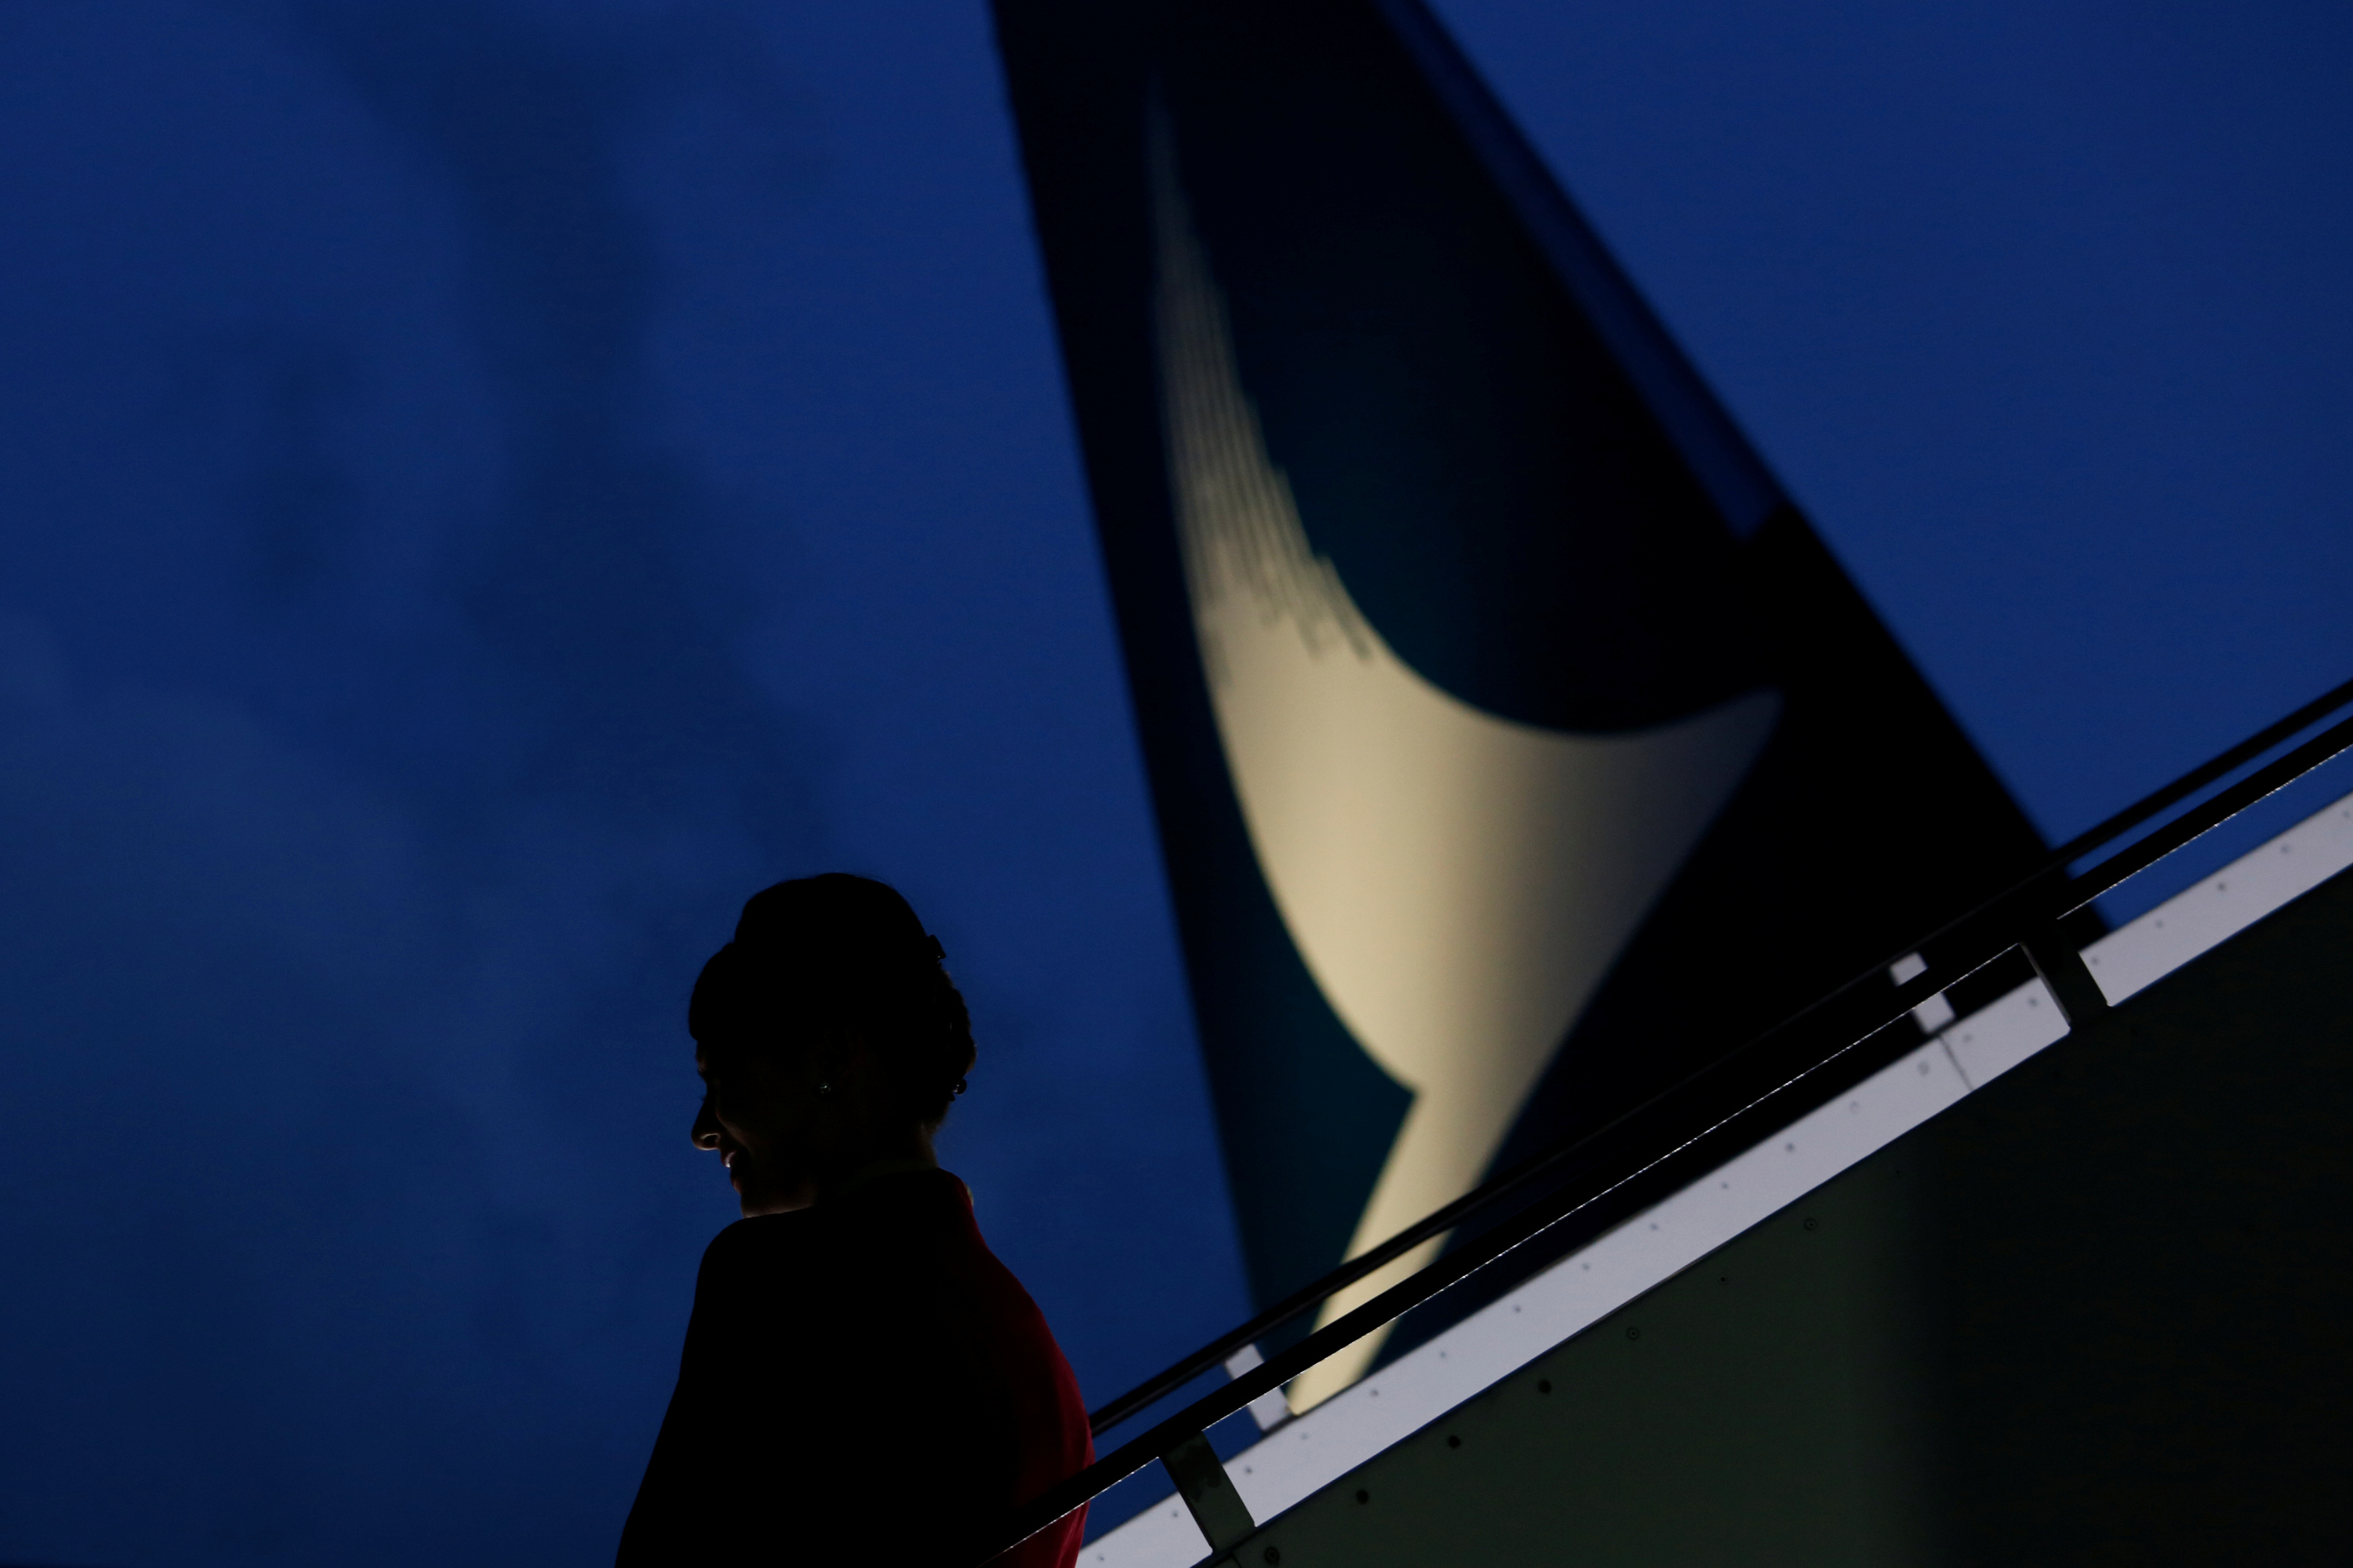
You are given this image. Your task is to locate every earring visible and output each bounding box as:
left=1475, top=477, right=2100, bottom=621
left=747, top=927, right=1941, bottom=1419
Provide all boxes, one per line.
left=817, top=1081, right=833, bottom=1097
left=951, top=1078, right=967, bottom=1098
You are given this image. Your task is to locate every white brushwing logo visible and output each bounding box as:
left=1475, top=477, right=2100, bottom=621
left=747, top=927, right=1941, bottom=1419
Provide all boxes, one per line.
left=1150, top=135, right=1780, bottom=1405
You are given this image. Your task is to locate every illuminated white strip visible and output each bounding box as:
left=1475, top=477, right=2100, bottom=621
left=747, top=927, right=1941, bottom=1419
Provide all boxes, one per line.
left=1084, top=786, right=2353, bottom=1567
left=2080, top=789, right=2353, bottom=1010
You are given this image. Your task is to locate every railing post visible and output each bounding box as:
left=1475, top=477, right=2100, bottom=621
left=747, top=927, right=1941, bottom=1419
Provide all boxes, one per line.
left=2022, top=929, right=2110, bottom=1029
left=1222, top=1342, right=1295, bottom=1432
left=1162, top=1430, right=1255, bottom=1557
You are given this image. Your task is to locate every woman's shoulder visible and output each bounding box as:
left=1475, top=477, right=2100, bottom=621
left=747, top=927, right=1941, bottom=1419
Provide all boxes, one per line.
left=694, top=1210, right=819, bottom=1289
left=693, top=1173, right=963, bottom=1281
left=829, top=1165, right=980, bottom=1239
left=690, top=1172, right=984, bottom=1311
left=838, top=1162, right=970, bottom=1208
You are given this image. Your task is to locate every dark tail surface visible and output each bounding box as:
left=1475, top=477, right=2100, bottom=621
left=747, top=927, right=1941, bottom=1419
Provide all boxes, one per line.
left=990, top=0, right=2047, bottom=1395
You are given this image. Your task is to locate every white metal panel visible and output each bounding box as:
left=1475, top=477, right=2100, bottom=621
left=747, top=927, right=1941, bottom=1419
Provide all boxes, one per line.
left=2083, top=790, right=2353, bottom=1006
left=1939, top=977, right=2069, bottom=1089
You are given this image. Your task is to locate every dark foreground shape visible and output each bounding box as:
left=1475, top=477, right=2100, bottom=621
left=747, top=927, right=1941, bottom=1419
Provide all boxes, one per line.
left=1212, top=862, right=2353, bottom=1566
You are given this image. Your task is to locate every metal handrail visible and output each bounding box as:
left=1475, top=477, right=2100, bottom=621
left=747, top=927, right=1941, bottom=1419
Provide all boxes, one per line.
left=2045, top=673, right=2353, bottom=867
left=1082, top=671, right=2353, bottom=1438
left=982, top=676, right=2353, bottom=1563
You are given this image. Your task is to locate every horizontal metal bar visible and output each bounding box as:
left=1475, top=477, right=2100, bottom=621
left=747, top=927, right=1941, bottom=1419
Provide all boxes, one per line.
left=2059, top=711, right=2353, bottom=915
left=2047, top=672, right=2353, bottom=866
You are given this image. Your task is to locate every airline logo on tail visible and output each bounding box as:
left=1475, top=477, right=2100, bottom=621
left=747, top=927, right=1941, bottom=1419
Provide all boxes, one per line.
left=1151, top=127, right=1778, bottom=1399
left=991, top=0, right=2048, bottom=1415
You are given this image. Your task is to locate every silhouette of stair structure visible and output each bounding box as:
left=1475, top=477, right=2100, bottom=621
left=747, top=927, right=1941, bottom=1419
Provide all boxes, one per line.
left=984, top=679, right=2353, bottom=1568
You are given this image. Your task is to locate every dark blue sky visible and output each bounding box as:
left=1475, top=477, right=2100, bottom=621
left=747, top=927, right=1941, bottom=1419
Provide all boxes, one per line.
left=0, top=2, right=2346, bottom=1564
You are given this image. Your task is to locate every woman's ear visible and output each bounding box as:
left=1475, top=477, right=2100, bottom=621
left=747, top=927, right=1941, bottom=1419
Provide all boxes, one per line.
left=807, top=1036, right=861, bottom=1098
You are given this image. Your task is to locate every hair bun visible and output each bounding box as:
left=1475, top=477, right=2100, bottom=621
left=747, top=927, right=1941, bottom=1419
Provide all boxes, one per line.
left=694, top=874, right=977, bottom=1126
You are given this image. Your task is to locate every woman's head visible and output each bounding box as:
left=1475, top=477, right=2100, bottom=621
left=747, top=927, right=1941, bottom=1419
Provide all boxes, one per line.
left=686, top=874, right=974, bottom=1214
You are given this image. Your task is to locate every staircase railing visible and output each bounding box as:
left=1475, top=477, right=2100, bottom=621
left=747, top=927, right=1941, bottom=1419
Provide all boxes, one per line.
left=978, top=673, right=2353, bottom=1565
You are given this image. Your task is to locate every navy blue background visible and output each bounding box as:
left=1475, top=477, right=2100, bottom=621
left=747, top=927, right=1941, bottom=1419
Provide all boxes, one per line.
left=0, top=2, right=2346, bottom=1564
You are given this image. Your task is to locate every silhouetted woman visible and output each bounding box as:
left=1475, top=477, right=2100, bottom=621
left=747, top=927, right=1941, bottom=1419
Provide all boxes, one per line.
left=617, top=874, right=1092, bottom=1567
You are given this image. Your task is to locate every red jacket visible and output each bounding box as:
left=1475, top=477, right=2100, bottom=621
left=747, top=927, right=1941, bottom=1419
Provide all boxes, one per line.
left=619, top=1169, right=1092, bottom=1567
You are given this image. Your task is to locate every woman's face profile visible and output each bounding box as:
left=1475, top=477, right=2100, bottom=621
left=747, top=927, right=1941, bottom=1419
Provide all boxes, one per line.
left=691, top=1043, right=824, bottom=1216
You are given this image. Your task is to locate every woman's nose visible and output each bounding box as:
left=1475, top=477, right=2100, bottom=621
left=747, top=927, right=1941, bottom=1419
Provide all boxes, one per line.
left=690, top=1094, right=722, bottom=1151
